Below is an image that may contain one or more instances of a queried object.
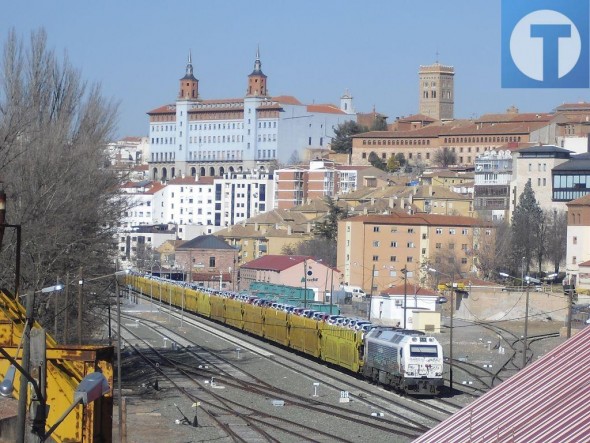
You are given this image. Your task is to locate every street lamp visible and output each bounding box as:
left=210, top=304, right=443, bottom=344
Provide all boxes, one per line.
left=114, top=269, right=130, bottom=442
left=428, top=267, right=455, bottom=393
left=40, top=371, right=110, bottom=442
left=15, top=284, right=63, bottom=443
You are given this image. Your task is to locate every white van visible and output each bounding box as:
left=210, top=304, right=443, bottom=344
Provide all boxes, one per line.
left=340, top=285, right=366, bottom=300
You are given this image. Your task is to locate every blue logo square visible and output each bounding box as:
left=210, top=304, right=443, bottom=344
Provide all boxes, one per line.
left=502, top=0, right=589, bottom=88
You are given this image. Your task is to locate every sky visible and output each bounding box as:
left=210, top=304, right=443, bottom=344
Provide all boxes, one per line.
left=3, top=1, right=589, bottom=139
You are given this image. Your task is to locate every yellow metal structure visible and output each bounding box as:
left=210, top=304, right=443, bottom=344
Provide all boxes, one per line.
left=0, top=289, right=113, bottom=442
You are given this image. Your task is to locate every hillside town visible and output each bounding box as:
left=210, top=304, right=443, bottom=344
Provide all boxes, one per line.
left=110, top=52, right=590, bottom=313
left=2, top=14, right=590, bottom=441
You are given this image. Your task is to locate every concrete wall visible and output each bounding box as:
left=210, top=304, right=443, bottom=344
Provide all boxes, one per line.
left=454, top=286, right=568, bottom=322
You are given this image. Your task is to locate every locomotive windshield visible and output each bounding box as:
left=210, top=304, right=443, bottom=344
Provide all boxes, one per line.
left=409, top=345, right=438, bottom=357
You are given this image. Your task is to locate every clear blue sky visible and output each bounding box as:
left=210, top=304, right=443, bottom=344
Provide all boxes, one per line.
left=3, top=1, right=589, bottom=138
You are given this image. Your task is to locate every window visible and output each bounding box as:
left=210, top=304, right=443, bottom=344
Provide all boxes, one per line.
left=573, top=236, right=578, bottom=245
left=449, top=229, right=456, bottom=235
left=390, top=227, right=398, bottom=233
left=406, top=256, right=413, bottom=263
left=373, top=241, right=380, bottom=247
left=449, top=243, right=455, bottom=250
left=390, top=256, right=397, bottom=262
left=461, top=258, right=468, bottom=264
left=462, top=228, right=469, bottom=235
left=436, top=228, right=442, bottom=234
left=573, top=256, right=577, bottom=264
left=408, top=228, right=414, bottom=234
left=436, top=243, right=442, bottom=249
left=373, top=226, right=380, bottom=232
left=209, top=256, right=216, bottom=267
left=461, top=244, right=468, bottom=250
left=407, top=242, right=415, bottom=248
left=390, top=241, right=398, bottom=247
left=372, top=255, right=379, bottom=261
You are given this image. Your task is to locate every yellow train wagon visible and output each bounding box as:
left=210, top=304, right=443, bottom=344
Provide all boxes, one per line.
left=168, top=284, right=186, bottom=309
left=243, top=303, right=264, bottom=337
left=210, top=295, right=226, bottom=322
left=225, top=298, right=244, bottom=329
left=289, top=315, right=321, bottom=358
left=195, top=289, right=211, bottom=317
left=319, top=324, right=363, bottom=373
left=182, top=287, right=199, bottom=313
left=263, top=308, right=289, bottom=346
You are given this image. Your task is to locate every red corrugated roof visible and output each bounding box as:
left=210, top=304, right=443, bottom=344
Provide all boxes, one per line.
left=415, top=326, right=590, bottom=443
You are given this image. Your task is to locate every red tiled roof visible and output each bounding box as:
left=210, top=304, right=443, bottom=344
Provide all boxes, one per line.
left=476, top=113, right=552, bottom=124
left=241, top=255, right=311, bottom=271
left=353, top=121, right=549, bottom=140
left=147, top=104, right=176, bottom=115
left=398, top=113, right=437, bottom=123
left=145, top=182, right=166, bottom=195
left=555, top=102, right=590, bottom=111
left=566, top=194, right=590, bottom=206
left=307, top=104, right=346, bottom=114
left=344, top=213, right=491, bottom=228
left=272, top=95, right=303, bottom=105
left=578, top=260, right=590, bottom=267
left=414, top=326, right=590, bottom=443
left=121, top=136, right=143, bottom=142
left=167, top=175, right=215, bottom=185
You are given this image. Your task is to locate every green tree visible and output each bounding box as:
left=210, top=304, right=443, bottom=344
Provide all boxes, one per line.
left=434, top=147, right=457, bottom=167
left=313, top=196, right=348, bottom=241
left=510, top=180, right=543, bottom=277
left=395, top=152, right=407, bottom=167
left=330, top=121, right=368, bottom=154
left=368, top=151, right=386, bottom=171
left=386, top=155, right=400, bottom=172
left=281, top=237, right=337, bottom=266
left=370, top=116, right=388, bottom=131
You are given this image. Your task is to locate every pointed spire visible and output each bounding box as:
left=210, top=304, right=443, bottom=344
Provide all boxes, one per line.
left=253, top=46, right=262, bottom=74
left=186, top=50, right=194, bottom=77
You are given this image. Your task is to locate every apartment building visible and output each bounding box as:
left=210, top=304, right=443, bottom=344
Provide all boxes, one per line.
left=274, top=159, right=385, bottom=209
left=474, top=150, right=513, bottom=221
left=510, top=145, right=572, bottom=216
left=338, top=213, right=493, bottom=293
left=565, top=195, right=590, bottom=289
left=147, top=50, right=355, bottom=181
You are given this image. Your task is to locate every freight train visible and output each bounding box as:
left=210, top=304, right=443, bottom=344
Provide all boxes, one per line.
left=126, top=274, right=444, bottom=395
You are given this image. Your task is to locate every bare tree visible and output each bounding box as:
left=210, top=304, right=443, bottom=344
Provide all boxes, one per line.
left=474, top=219, right=511, bottom=280
left=546, top=209, right=567, bottom=274
left=433, top=147, right=457, bottom=168
left=0, top=29, right=126, bottom=341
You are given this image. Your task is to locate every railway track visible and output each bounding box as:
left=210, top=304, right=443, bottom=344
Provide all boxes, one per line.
left=118, top=304, right=453, bottom=435
left=107, top=301, right=449, bottom=442
left=136, top=292, right=463, bottom=416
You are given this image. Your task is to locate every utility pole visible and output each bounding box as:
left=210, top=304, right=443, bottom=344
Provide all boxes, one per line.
left=522, top=279, right=530, bottom=369
left=64, top=272, right=69, bottom=344
left=449, top=270, right=455, bottom=393
left=78, top=267, right=83, bottom=345
left=369, top=264, right=375, bottom=321
left=402, top=266, right=408, bottom=329
left=304, top=259, right=308, bottom=309
left=567, top=288, right=574, bottom=339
